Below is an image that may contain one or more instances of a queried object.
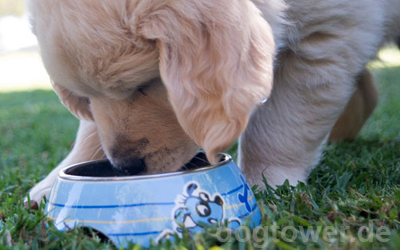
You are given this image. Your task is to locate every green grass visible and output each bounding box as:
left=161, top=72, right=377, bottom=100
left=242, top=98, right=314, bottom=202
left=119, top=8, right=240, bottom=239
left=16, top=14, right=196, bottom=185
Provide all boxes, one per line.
left=0, top=48, right=400, bottom=249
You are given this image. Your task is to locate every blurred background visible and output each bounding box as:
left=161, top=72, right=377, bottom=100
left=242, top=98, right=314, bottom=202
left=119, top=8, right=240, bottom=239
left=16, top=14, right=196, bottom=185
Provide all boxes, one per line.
left=0, top=0, right=51, bottom=92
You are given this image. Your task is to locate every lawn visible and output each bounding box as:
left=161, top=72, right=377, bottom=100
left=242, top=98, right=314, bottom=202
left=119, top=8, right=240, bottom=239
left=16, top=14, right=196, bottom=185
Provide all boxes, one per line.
left=0, top=47, right=399, bottom=249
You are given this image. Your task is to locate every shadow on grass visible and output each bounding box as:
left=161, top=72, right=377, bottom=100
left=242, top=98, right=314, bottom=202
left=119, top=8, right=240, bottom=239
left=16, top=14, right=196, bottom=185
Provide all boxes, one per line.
left=309, top=137, right=400, bottom=195
left=310, top=64, right=400, bottom=192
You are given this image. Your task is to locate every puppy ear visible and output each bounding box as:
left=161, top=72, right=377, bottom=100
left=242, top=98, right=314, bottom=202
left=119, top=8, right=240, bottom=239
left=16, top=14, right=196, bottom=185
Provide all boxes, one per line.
left=52, top=82, right=93, bottom=121
left=138, top=1, right=275, bottom=163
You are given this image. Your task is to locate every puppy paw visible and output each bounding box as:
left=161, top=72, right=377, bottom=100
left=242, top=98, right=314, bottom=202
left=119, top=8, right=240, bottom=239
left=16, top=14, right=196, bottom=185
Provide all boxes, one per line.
left=247, top=165, right=308, bottom=190
left=24, top=200, right=39, bottom=211
left=26, top=184, right=53, bottom=207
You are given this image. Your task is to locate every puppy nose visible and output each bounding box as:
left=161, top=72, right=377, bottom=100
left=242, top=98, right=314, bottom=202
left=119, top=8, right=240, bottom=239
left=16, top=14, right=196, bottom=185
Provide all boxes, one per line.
left=113, top=158, right=146, bottom=175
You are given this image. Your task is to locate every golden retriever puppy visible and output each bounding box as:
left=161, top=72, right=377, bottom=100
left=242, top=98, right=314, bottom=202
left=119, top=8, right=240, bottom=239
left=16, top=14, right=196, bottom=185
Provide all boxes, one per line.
left=27, top=0, right=400, bottom=203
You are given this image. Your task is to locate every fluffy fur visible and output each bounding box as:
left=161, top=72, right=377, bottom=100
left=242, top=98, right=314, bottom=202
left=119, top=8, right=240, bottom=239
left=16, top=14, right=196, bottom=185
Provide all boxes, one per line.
left=28, top=0, right=400, bottom=203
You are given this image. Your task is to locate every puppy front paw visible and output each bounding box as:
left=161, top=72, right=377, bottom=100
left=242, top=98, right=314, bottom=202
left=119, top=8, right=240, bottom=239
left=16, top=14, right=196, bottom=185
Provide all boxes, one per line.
left=25, top=182, right=54, bottom=208
left=246, top=165, right=309, bottom=190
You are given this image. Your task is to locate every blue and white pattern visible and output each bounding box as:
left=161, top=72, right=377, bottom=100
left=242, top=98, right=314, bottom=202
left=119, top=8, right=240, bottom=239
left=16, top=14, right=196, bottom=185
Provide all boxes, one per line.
left=156, top=181, right=242, bottom=241
left=238, top=174, right=252, bottom=213
left=46, top=158, right=262, bottom=247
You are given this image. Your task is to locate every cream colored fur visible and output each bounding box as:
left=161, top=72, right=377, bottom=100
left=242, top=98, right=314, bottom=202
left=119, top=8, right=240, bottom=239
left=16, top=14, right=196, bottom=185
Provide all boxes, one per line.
left=28, top=0, right=400, bottom=203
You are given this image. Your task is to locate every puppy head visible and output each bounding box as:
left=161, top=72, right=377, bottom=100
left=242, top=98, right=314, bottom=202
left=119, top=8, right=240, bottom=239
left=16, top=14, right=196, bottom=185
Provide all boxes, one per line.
left=29, top=0, right=275, bottom=172
left=88, top=79, right=200, bottom=174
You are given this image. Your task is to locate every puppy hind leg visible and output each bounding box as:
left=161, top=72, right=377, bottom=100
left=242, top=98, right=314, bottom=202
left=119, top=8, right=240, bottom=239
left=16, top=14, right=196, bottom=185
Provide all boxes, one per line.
left=328, top=69, right=378, bottom=142
left=27, top=120, right=105, bottom=206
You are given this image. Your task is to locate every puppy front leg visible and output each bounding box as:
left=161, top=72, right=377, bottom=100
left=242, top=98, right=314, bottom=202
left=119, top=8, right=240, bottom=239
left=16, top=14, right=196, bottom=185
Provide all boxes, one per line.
left=239, top=75, right=355, bottom=188
left=28, top=120, right=104, bottom=205
left=238, top=53, right=361, bottom=188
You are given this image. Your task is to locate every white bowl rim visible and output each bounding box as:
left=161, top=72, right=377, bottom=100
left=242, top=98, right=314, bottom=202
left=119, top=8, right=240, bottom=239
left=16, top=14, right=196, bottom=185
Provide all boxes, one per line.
left=58, top=152, right=233, bottom=182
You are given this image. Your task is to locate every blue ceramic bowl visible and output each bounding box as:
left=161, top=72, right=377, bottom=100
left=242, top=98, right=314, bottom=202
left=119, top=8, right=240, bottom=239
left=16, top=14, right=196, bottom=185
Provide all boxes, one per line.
left=46, top=152, right=262, bottom=247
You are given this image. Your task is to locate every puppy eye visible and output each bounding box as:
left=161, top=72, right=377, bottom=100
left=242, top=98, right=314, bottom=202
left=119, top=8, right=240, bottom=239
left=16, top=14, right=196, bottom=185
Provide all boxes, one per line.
left=137, top=86, right=147, bottom=96
left=84, top=97, right=91, bottom=105
left=136, top=78, right=159, bottom=96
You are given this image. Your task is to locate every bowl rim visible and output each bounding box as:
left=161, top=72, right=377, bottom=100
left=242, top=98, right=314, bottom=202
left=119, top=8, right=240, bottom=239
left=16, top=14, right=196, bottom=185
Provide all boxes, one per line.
left=58, top=153, right=233, bottom=182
